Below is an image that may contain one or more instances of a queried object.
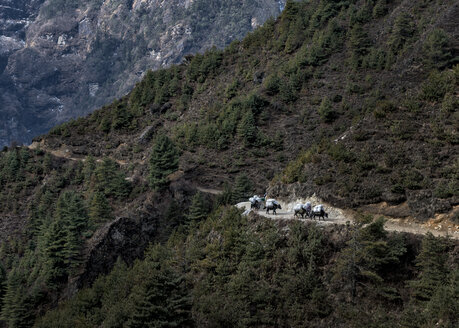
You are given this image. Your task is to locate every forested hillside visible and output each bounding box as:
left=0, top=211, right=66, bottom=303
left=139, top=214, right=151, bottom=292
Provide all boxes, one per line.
left=34, top=212, right=459, bottom=327
left=0, top=0, right=458, bottom=326
left=35, top=0, right=458, bottom=220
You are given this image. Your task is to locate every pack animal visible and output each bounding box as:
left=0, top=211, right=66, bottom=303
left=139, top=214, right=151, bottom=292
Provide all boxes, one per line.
left=310, top=205, right=328, bottom=221
left=265, top=199, right=281, bottom=215
left=249, top=196, right=263, bottom=209
left=293, top=202, right=311, bottom=218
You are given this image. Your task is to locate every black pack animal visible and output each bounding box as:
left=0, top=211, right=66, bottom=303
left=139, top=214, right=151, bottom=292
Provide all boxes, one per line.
left=251, top=199, right=262, bottom=209
left=249, top=196, right=264, bottom=209
left=266, top=202, right=281, bottom=215
left=310, top=209, right=328, bottom=220
left=293, top=203, right=311, bottom=219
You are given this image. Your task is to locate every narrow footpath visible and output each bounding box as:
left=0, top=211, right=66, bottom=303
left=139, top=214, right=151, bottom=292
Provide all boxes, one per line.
left=236, top=199, right=459, bottom=240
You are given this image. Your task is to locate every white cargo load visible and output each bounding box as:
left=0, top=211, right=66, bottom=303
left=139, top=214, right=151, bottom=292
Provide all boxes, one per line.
left=313, top=204, right=324, bottom=212
left=250, top=195, right=263, bottom=204
left=266, top=199, right=279, bottom=206
left=294, top=204, right=303, bottom=211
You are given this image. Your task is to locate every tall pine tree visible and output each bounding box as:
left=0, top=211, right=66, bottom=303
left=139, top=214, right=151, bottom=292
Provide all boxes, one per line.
left=231, top=174, right=252, bottom=204
left=89, top=191, right=112, bottom=224
left=149, top=135, right=179, bottom=191
left=1, top=267, right=35, bottom=328
left=127, top=245, right=192, bottom=328
left=409, top=233, right=452, bottom=302
left=187, top=192, right=208, bottom=227
left=0, top=261, right=6, bottom=312
left=95, top=158, right=130, bottom=198
left=43, top=191, right=89, bottom=283
left=237, top=110, right=257, bottom=146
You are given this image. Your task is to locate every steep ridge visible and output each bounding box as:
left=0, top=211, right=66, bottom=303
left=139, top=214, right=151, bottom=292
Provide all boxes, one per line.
left=34, top=0, right=458, bottom=222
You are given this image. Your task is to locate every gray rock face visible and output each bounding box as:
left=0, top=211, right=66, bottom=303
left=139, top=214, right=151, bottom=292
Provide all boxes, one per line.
left=0, top=0, right=286, bottom=146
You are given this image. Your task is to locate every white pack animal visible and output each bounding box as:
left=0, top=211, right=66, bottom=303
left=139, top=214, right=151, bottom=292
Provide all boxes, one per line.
left=311, top=204, right=328, bottom=220
left=249, top=195, right=263, bottom=209
left=265, top=199, right=281, bottom=215
left=293, top=202, right=311, bottom=218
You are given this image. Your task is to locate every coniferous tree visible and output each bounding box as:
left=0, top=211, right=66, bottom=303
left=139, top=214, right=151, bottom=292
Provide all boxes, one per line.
left=349, top=24, right=371, bottom=67
left=99, top=116, right=112, bottom=133
left=388, top=13, right=415, bottom=54
left=372, top=0, right=387, bottom=18
left=128, top=272, right=192, bottom=328
left=55, top=191, right=88, bottom=234
left=1, top=268, right=35, bottom=328
left=237, top=110, right=257, bottom=146
left=128, top=246, right=192, bottom=328
left=216, top=182, right=233, bottom=206
left=83, top=155, right=96, bottom=187
left=423, top=29, right=453, bottom=68
left=409, top=233, right=452, bottom=302
left=95, top=158, right=130, bottom=198
left=279, top=80, right=298, bottom=103
left=332, top=218, right=405, bottom=302
left=43, top=191, right=89, bottom=282
left=42, top=153, right=52, bottom=174
left=284, top=223, right=331, bottom=320
left=423, top=269, right=459, bottom=327
left=89, top=191, right=112, bottom=224
left=43, top=219, right=70, bottom=285
left=18, top=148, right=29, bottom=167
left=149, top=135, right=179, bottom=191
left=264, top=73, right=281, bottom=95
left=164, top=199, right=185, bottom=231
left=28, top=189, right=54, bottom=239
left=231, top=174, right=252, bottom=203
left=318, top=96, right=336, bottom=123
left=3, top=150, right=19, bottom=182
left=332, top=223, right=361, bottom=302
left=60, top=192, right=88, bottom=271
left=0, top=261, right=6, bottom=311
left=187, top=192, right=208, bottom=226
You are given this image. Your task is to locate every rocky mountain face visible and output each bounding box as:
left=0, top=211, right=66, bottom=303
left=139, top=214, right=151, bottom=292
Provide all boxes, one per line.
left=0, top=0, right=45, bottom=145
left=0, top=0, right=286, bottom=147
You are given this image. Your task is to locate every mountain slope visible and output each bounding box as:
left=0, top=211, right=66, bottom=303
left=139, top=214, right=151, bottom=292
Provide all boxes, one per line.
left=34, top=0, right=458, bottom=221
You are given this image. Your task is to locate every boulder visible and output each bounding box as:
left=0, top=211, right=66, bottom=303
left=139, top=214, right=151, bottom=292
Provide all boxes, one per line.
left=138, top=126, right=155, bottom=144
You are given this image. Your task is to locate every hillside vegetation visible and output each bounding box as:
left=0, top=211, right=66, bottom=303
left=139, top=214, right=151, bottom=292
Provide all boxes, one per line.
left=34, top=211, right=459, bottom=328
left=0, top=0, right=458, bottom=326
left=36, top=0, right=458, bottom=219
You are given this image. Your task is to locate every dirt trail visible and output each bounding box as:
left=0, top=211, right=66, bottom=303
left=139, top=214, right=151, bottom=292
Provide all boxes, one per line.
left=196, top=186, right=223, bottom=195
left=236, top=197, right=459, bottom=240
left=28, top=141, right=146, bottom=166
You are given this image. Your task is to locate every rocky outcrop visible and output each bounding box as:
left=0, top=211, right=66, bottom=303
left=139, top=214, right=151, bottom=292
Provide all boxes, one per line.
left=77, top=216, right=158, bottom=287
left=74, top=176, right=199, bottom=288
left=0, top=0, right=286, bottom=146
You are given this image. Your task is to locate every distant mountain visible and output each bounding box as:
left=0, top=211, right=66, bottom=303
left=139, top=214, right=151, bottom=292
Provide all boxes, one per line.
left=0, top=0, right=286, bottom=146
